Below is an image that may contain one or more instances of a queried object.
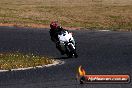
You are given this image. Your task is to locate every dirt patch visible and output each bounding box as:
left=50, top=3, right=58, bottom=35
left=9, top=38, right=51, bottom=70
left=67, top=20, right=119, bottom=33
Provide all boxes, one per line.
left=0, top=23, right=49, bottom=28
left=0, top=23, right=81, bottom=30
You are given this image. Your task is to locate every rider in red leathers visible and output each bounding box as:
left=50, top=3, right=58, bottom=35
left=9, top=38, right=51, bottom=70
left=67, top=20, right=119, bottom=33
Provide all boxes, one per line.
left=49, top=21, right=66, bottom=55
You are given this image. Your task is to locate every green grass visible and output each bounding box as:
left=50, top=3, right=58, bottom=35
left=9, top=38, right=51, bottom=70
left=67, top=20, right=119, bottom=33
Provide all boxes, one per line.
left=0, top=52, right=53, bottom=70
left=0, top=0, right=132, bottom=31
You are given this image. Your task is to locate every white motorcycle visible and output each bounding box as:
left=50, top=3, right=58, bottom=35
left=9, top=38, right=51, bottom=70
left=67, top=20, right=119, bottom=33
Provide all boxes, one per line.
left=58, top=30, right=78, bottom=58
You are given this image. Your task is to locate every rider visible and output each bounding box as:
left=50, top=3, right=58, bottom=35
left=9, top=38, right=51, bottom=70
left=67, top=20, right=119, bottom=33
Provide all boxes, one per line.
left=49, top=21, right=67, bottom=55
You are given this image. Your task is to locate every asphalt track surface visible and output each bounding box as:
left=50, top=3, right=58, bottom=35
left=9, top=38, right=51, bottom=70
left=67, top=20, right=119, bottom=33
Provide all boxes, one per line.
left=0, top=26, right=131, bottom=88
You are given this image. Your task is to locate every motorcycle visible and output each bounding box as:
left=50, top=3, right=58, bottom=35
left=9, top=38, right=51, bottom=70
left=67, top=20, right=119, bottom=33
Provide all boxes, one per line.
left=58, top=30, right=78, bottom=58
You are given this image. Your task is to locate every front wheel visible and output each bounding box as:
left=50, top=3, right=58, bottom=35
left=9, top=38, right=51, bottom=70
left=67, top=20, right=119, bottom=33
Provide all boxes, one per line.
left=74, top=51, right=78, bottom=58
left=66, top=50, right=78, bottom=58
left=66, top=44, right=78, bottom=58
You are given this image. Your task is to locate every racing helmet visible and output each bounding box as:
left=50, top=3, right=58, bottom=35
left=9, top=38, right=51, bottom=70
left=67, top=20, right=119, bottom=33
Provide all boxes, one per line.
left=50, top=21, right=59, bottom=29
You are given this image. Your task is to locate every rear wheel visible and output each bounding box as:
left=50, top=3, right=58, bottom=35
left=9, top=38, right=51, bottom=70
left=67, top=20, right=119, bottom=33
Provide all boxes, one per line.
left=66, top=50, right=72, bottom=58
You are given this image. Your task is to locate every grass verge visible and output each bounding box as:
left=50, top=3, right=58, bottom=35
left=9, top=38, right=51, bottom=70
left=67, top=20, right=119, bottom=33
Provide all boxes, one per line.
left=0, top=0, right=131, bottom=31
left=0, top=52, right=53, bottom=70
